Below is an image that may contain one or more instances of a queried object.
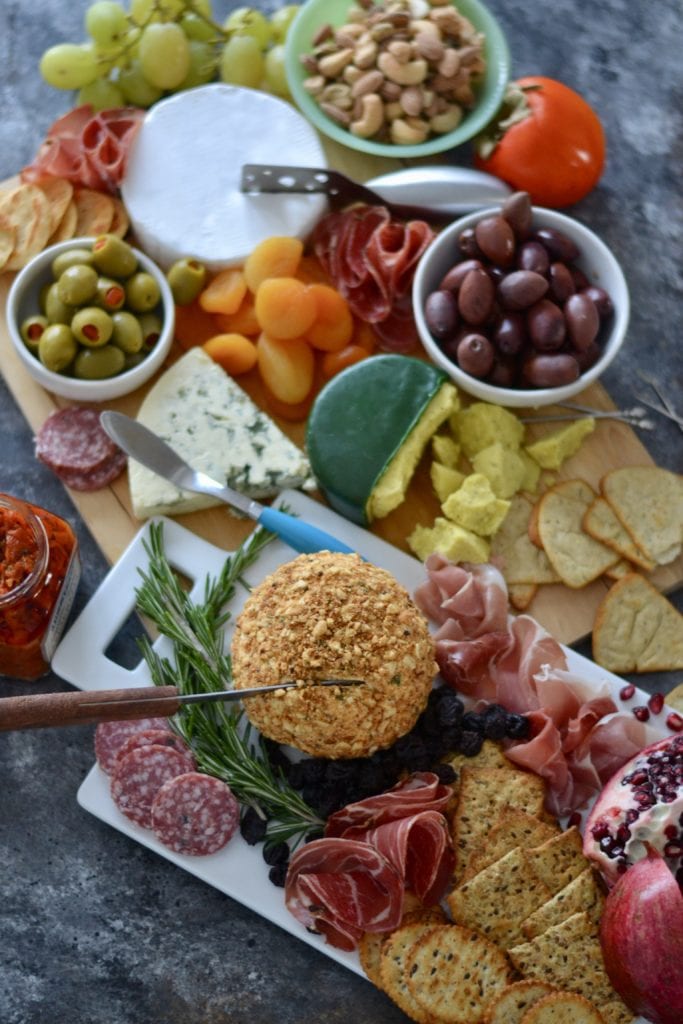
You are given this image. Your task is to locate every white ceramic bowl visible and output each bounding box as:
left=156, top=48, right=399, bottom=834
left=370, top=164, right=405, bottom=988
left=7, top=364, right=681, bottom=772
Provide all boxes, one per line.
left=413, top=207, right=630, bottom=408
left=7, top=237, right=174, bottom=402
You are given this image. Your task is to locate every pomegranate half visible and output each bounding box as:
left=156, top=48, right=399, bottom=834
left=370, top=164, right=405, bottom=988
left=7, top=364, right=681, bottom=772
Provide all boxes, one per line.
left=600, top=853, right=683, bottom=1024
left=583, top=733, right=683, bottom=886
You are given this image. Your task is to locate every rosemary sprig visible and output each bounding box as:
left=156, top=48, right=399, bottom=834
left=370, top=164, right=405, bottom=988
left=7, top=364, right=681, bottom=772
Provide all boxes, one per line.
left=134, top=521, right=323, bottom=844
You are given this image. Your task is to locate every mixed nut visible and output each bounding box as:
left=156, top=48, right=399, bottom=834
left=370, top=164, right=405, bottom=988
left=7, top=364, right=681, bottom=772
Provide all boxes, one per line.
left=300, top=0, right=486, bottom=145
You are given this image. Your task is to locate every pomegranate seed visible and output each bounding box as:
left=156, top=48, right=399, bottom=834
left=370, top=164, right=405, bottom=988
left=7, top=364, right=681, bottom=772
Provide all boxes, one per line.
left=616, top=824, right=632, bottom=843
left=666, top=712, right=683, bottom=732
left=648, top=692, right=665, bottom=714
left=665, top=824, right=679, bottom=839
left=616, top=860, right=629, bottom=874
left=664, top=841, right=683, bottom=857
left=620, top=684, right=636, bottom=700
left=567, top=811, right=582, bottom=828
left=633, top=705, right=650, bottom=722
left=591, top=820, right=611, bottom=840
left=626, top=808, right=640, bottom=823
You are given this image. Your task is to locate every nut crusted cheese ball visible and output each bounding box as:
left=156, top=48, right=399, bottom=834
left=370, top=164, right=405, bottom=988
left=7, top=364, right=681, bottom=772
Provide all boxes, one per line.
left=231, top=552, right=436, bottom=759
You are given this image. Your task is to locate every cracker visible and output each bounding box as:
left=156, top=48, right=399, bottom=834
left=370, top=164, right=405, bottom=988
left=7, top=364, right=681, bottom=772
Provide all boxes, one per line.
left=537, top=480, right=618, bottom=588
left=508, top=912, right=616, bottom=1009
left=521, top=868, right=605, bottom=940
left=0, top=183, right=51, bottom=270
left=603, top=558, right=633, bottom=581
left=73, top=187, right=115, bottom=236
left=379, top=920, right=440, bottom=1023
left=109, top=196, right=130, bottom=238
left=594, top=1001, right=636, bottom=1024
left=509, top=583, right=538, bottom=611
left=526, top=827, right=586, bottom=895
left=592, top=572, right=683, bottom=672
left=601, top=465, right=683, bottom=566
left=452, top=767, right=546, bottom=879
left=447, top=846, right=552, bottom=948
left=666, top=681, right=683, bottom=712
left=47, top=197, right=77, bottom=244
left=406, top=924, right=513, bottom=1023
left=520, top=991, right=606, bottom=1024
left=37, top=177, right=74, bottom=234
left=528, top=498, right=543, bottom=548
left=483, top=980, right=557, bottom=1024
left=491, top=494, right=561, bottom=585
left=583, top=496, right=656, bottom=571
left=0, top=224, right=15, bottom=271
left=463, top=809, right=559, bottom=882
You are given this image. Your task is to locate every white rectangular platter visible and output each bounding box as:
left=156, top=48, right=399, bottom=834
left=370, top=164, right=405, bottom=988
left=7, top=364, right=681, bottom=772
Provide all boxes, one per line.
left=52, top=490, right=668, bottom=997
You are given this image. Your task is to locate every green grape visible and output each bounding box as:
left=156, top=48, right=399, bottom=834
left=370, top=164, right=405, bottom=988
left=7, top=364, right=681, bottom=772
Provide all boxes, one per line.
left=118, top=59, right=163, bottom=105
left=129, top=0, right=160, bottom=26
left=223, top=7, right=272, bottom=49
left=186, top=0, right=212, bottom=16
left=263, top=44, right=290, bottom=98
left=139, top=22, right=191, bottom=89
left=40, top=43, right=99, bottom=90
left=219, top=33, right=264, bottom=88
left=85, top=1, right=128, bottom=48
left=178, top=39, right=217, bottom=89
left=180, top=12, right=215, bottom=42
left=270, top=5, right=300, bottom=43
left=78, top=76, right=126, bottom=110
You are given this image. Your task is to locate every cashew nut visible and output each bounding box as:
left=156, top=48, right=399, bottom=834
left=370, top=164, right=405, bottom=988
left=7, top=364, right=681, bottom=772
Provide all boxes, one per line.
left=350, top=93, right=385, bottom=138
left=318, top=48, right=354, bottom=78
left=399, top=84, right=424, bottom=117
left=354, top=39, right=378, bottom=69
left=378, top=51, right=428, bottom=85
left=430, top=104, right=463, bottom=133
left=390, top=116, right=429, bottom=145
left=438, top=48, right=461, bottom=79
left=302, top=75, right=326, bottom=97
left=387, top=39, right=413, bottom=64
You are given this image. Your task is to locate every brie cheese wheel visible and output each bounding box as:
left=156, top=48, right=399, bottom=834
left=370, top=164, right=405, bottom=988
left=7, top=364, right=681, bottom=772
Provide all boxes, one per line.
left=121, top=84, right=328, bottom=271
left=129, top=348, right=314, bottom=519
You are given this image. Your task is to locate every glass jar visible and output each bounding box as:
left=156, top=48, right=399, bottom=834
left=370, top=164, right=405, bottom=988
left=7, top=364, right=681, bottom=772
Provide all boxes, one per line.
left=0, top=494, right=80, bottom=680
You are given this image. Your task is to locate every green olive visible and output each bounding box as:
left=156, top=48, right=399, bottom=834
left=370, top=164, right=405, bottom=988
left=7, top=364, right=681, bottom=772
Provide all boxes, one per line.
left=52, top=247, right=95, bottom=278
left=137, top=313, right=162, bottom=349
left=74, top=344, right=126, bottom=380
left=111, top=311, right=144, bottom=354
left=21, top=315, right=49, bottom=352
left=38, top=324, right=78, bottom=373
left=45, top=283, right=74, bottom=324
left=125, top=272, right=161, bottom=313
left=95, top=276, right=127, bottom=312
left=71, top=306, right=114, bottom=347
left=57, top=264, right=99, bottom=306
left=167, top=257, right=207, bottom=306
left=123, top=351, right=146, bottom=371
left=91, top=234, right=137, bottom=278
left=39, top=282, right=51, bottom=313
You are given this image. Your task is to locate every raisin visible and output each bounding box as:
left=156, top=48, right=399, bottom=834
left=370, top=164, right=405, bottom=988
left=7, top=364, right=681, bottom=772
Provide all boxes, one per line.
left=268, top=863, right=289, bottom=887
left=482, top=705, right=508, bottom=740
left=263, top=841, right=290, bottom=867
left=461, top=711, right=485, bottom=734
left=434, top=763, right=457, bottom=785
left=240, top=807, right=268, bottom=845
left=459, top=730, right=484, bottom=757
left=505, top=713, right=531, bottom=740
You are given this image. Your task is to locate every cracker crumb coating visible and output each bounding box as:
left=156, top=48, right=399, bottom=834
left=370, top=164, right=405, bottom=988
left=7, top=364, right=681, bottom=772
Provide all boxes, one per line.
left=231, top=552, right=437, bottom=758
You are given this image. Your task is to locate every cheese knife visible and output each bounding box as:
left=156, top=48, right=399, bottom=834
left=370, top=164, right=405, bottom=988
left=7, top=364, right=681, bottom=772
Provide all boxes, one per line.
left=0, top=679, right=363, bottom=731
left=100, top=411, right=355, bottom=555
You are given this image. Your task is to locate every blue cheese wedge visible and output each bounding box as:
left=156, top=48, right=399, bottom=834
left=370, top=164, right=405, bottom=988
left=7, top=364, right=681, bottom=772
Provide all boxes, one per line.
left=129, top=348, right=313, bottom=519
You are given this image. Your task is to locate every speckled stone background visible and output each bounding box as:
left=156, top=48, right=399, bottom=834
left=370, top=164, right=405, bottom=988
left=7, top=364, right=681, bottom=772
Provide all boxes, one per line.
left=0, top=2, right=682, bottom=1022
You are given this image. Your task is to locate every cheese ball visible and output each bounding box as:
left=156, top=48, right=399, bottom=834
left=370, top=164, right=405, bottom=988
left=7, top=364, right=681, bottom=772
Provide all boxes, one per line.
left=231, top=552, right=437, bottom=759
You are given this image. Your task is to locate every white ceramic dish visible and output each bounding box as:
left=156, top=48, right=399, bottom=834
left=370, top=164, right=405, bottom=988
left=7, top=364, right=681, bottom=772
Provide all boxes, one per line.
left=52, top=490, right=665, bottom=1002
left=6, top=237, right=174, bottom=402
left=413, top=206, right=630, bottom=408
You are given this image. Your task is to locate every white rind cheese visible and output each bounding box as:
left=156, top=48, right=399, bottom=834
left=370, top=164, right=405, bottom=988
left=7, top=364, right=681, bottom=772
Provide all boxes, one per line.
left=129, top=348, right=314, bottom=519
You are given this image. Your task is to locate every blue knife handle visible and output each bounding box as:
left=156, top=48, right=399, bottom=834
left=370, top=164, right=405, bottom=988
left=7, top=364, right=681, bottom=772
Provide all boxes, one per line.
left=257, top=506, right=355, bottom=555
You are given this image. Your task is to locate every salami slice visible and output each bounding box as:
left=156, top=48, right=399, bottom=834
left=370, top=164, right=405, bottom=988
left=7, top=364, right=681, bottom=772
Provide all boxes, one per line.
left=55, top=450, right=128, bottom=492
left=150, top=772, right=239, bottom=855
left=95, top=717, right=171, bottom=774
left=35, top=407, right=127, bottom=490
left=111, top=745, right=193, bottom=827
left=113, top=728, right=195, bottom=772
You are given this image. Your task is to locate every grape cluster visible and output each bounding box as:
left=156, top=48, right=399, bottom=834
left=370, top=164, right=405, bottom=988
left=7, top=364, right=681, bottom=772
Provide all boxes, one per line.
left=39, top=1, right=300, bottom=110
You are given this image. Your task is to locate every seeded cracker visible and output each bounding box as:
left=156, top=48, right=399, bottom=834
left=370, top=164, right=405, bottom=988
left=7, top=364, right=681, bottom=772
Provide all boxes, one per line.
left=490, top=494, right=560, bottom=586
left=483, top=980, right=557, bottom=1024
left=379, top=920, right=440, bottom=1023
left=359, top=902, right=446, bottom=990
left=463, top=808, right=559, bottom=882
left=521, top=868, right=605, bottom=940
left=592, top=572, right=683, bottom=672
left=537, top=480, right=618, bottom=588
left=405, top=924, right=513, bottom=1023
left=582, top=496, right=655, bottom=572
left=601, top=465, right=683, bottom=565
left=520, top=991, right=606, bottom=1024
left=448, top=847, right=552, bottom=948
left=526, top=827, right=586, bottom=895
left=509, top=584, right=538, bottom=611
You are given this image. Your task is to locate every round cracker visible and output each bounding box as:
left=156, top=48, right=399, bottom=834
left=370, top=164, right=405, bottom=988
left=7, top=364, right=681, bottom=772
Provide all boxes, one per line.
left=73, top=187, right=115, bottom=236
left=108, top=196, right=130, bottom=238
left=37, top=177, right=74, bottom=234
left=0, top=183, right=52, bottom=270
left=47, top=198, right=77, bottom=245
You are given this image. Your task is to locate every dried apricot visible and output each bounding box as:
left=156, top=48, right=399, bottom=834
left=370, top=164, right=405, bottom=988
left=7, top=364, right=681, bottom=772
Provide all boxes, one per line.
left=174, top=299, right=221, bottom=349
left=352, top=319, right=378, bottom=353
left=256, top=332, right=314, bottom=404
left=321, top=344, right=369, bottom=379
left=295, top=254, right=331, bottom=286
left=199, top=268, right=247, bottom=315
left=305, top=284, right=354, bottom=352
left=255, top=277, right=317, bottom=340
left=213, top=293, right=260, bottom=336
left=244, top=236, right=303, bottom=292
left=262, top=385, right=316, bottom=422
left=203, top=333, right=258, bottom=376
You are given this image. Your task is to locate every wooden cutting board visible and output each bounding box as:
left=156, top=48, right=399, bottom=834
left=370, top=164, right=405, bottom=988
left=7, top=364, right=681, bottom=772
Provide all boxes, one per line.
left=1, top=140, right=681, bottom=646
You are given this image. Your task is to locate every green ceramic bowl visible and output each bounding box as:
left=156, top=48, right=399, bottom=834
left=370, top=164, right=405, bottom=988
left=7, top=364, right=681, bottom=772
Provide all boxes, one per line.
left=284, top=0, right=510, bottom=158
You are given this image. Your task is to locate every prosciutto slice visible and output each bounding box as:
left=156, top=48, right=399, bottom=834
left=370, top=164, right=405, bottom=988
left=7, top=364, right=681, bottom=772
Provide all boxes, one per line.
left=363, top=811, right=454, bottom=906
left=325, top=772, right=451, bottom=839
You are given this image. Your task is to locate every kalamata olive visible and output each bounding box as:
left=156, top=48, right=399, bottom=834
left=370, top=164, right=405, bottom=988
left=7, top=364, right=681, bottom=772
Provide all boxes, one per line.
left=475, top=215, right=515, bottom=266
left=570, top=264, right=591, bottom=290
left=498, top=270, right=549, bottom=311
left=425, top=289, right=459, bottom=340
left=523, top=353, right=581, bottom=388
left=458, top=268, right=494, bottom=326
left=439, top=259, right=483, bottom=294
left=488, top=354, right=517, bottom=387
left=517, top=241, right=549, bottom=275
left=457, top=333, right=494, bottom=378
left=441, top=328, right=470, bottom=362
left=494, top=313, right=527, bottom=355
left=527, top=298, right=567, bottom=351
left=458, top=227, right=482, bottom=258
left=501, top=191, right=532, bottom=240
left=487, top=266, right=506, bottom=285
left=533, top=227, right=580, bottom=262
left=581, top=285, right=614, bottom=318
left=574, top=342, right=602, bottom=371
left=548, top=262, right=576, bottom=303
left=564, top=292, right=600, bottom=351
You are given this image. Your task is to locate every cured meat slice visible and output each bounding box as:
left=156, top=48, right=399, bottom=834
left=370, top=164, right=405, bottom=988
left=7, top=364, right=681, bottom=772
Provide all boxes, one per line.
left=113, top=728, right=195, bottom=772
left=52, top=451, right=128, bottom=493
left=110, top=744, right=192, bottom=827
left=94, top=717, right=171, bottom=774
left=150, top=772, right=239, bottom=855
left=35, top=407, right=127, bottom=490
left=285, top=838, right=404, bottom=951
left=363, top=810, right=454, bottom=906
left=325, top=772, right=452, bottom=839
